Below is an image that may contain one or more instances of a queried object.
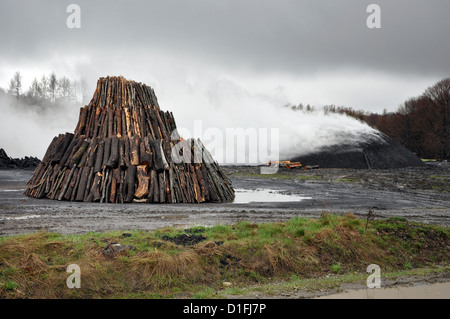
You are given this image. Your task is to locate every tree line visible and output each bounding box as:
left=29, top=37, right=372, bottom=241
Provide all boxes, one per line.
left=1, top=71, right=89, bottom=108
left=288, top=78, right=450, bottom=160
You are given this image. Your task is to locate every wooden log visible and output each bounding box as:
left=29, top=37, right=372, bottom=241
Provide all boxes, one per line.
left=63, top=167, right=79, bottom=201
left=101, top=137, right=112, bottom=169
left=70, top=140, right=89, bottom=167
left=116, top=109, right=122, bottom=137
left=106, top=135, right=119, bottom=168
left=83, top=167, right=95, bottom=201
left=121, top=109, right=127, bottom=137
left=139, top=137, right=152, bottom=165
left=47, top=166, right=63, bottom=199
left=123, top=135, right=131, bottom=167
left=119, top=138, right=126, bottom=168
left=148, top=170, right=159, bottom=203
left=75, top=166, right=91, bottom=201
left=70, top=167, right=83, bottom=201
left=92, top=111, right=103, bottom=140
left=130, top=135, right=140, bottom=166
left=75, top=107, right=87, bottom=136
left=50, top=167, right=66, bottom=199
left=118, top=169, right=125, bottom=203
left=176, top=166, right=189, bottom=203
left=45, top=164, right=59, bottom=194
left=55, top=169, right=71, bottom=200
left=44, top=134, right=64, bottom=164
left=109, top=168, right=120, bottom=203
left=158, top=171, right=166, bottom=203
left=134, top=165, right=149, bottom=199
left=103, top=168, right=113, bottom=203
left=58, top=165, right=76, bottom=201
left=189, top=164, right=203, bottom=203
left=51, top=133, right=74, bottom=164
left=132, top=110, right=141, bottom=137
left=77, top=139, right=91, bottom=167
left=201, top=164, right=217, bottom=202
left=86, top=172, right=102, bottom=202
left=41, top=136, right=59, bottom=164
left=124, top=165, right=137, bottom=203
left=124, top=107, right=132, bottom=137
left=195, top=164, right=208, bottom=201
left=62, top=137, right=83, bottom=167
left=108, top=108, right=114, bottom=138
left=86, top=138, right=98, bottom=167
left=168, top=166, right=176, bottom=203
left=150, top=139, right=168, bottom=172
left=94, top=140, right=105, bottom=173
left=164, top=170, right=171, bottom=203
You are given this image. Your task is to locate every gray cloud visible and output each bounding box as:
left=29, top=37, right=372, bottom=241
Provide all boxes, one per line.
left=1, top=0, right=449, bottom=77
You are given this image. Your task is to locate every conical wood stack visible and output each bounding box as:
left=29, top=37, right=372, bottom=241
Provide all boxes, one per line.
left=24, top=76, right=235, bottom=203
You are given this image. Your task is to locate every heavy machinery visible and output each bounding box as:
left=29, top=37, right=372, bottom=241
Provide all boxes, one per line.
left=266, top=160, right=303, bottom=169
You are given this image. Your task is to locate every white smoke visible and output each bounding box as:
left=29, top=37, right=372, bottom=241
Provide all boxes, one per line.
left=160, top=77, right=382, bottom=164
left=0, top=93, right=78, bottom=159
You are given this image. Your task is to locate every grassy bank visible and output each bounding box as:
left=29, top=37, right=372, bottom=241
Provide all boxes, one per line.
left=0, top=213, right=448, bottom=299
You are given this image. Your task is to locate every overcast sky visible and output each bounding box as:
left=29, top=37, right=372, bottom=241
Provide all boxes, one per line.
left=1, top=0, right=449, bottom=111
left=1, top=1, right=449, bottom=159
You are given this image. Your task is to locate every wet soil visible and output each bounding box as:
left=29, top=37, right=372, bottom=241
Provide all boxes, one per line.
left=222, top=268, right=450, bottom=299
left=0, top=162, right=448, bottom=236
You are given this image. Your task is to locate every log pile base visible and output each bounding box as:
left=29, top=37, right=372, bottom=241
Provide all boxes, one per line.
left=24, top=76, right=234, bottom=204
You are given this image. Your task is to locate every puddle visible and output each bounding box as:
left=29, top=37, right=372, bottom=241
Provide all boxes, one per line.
left=0, top=214, right=42, bottom=221
left=233, top=188, right=312, bottom=204
left=316, top=282, right=450, bottom=299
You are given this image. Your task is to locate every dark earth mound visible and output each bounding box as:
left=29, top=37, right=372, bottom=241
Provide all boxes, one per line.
left=161, top=233, right=207, bottom=246
left=0, top=148, right=40, bottom=169
left=291, top=133, right=425, bottom=169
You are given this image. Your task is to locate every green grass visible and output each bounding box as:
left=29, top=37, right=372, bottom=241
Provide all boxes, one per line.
left=0, top=213, right=448, bottom=299
left=430, top=175, right=447, bottom=179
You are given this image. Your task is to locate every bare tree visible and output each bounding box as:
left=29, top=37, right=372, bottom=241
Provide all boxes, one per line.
left=58, top=76, right=72, bottom=101
left=39, top=75, right=49, bottom=99
left=423, top=78, right=450, bottom=159
left=8, top=71, right=22, bottom=97
left=27, top=77, right=43, bottom=98
left=49, top=72, right=58, bottom=103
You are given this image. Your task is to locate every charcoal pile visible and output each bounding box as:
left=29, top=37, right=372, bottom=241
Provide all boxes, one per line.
left=0, top=148, right=40, bottom=169
left=290, top=132, right=425, bottom=169
left=24, top=76, right=235, bottom=203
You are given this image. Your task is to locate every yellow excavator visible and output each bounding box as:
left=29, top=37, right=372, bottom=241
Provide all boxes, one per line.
left=266, top=160, right=303, bottom=169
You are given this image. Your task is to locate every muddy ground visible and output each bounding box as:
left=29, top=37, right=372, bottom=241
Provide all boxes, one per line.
left=0, top=162, right=449, bottom=236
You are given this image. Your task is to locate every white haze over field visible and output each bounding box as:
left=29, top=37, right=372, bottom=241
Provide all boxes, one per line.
left=0, top=94, right=78, bottom=160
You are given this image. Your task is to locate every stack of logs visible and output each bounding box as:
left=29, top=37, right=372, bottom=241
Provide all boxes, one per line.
left=24, top=76, right=235, bottom=203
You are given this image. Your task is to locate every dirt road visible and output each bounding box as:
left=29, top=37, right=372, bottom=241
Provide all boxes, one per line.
left=0, top=163, right=449, bottom=236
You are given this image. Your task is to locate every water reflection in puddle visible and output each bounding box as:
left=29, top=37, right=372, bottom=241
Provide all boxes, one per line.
left=233, top=188, right=312, bottom=204
left=0, top=214, right=41, bottom=221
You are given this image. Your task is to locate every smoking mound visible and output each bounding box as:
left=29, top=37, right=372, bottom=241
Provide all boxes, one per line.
left=24, top=76, right=235, bottom=203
